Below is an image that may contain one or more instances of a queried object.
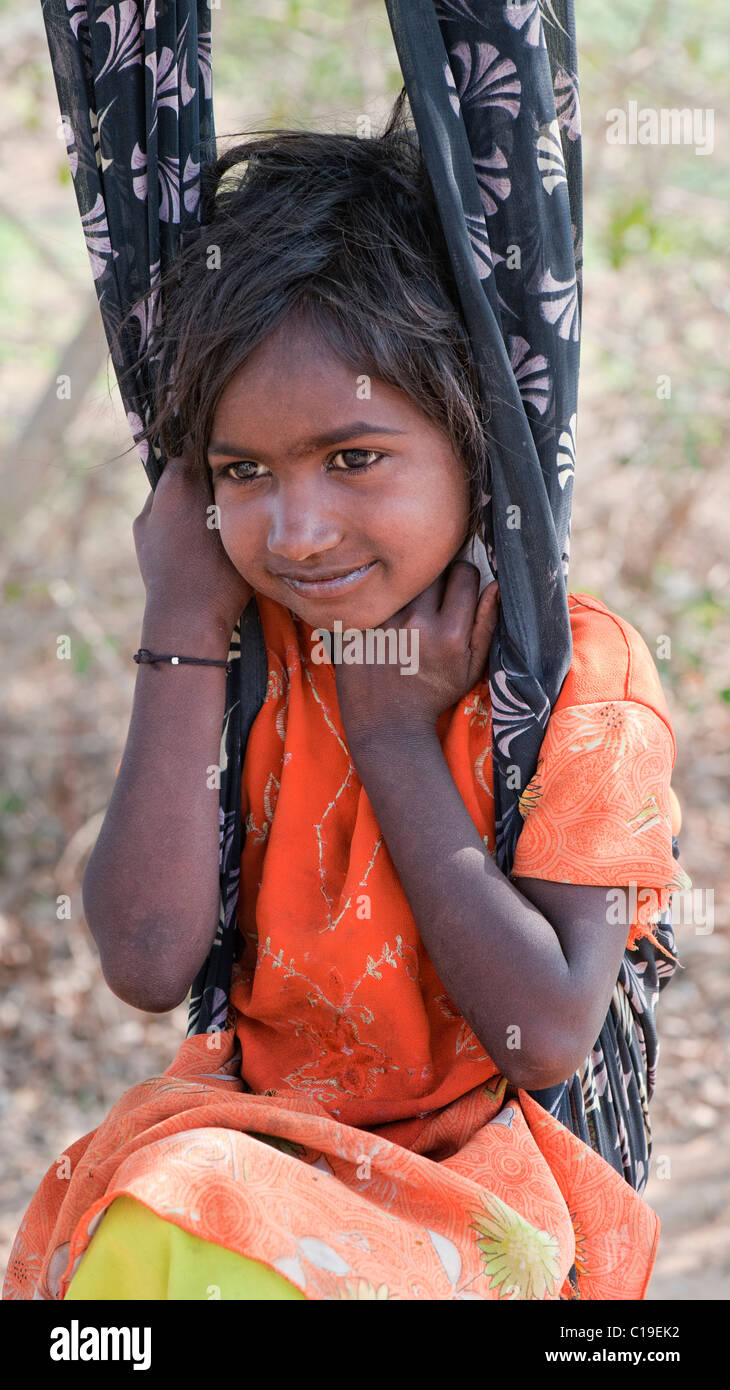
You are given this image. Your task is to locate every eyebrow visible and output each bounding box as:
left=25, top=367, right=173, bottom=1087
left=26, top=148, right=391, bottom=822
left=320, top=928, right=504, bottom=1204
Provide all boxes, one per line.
left=207, top=422, right=407, bottom=457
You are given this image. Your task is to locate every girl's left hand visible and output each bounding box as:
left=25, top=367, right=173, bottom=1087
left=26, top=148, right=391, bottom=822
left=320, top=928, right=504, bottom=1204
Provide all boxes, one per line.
left=334, top=563, right=500, bottom=750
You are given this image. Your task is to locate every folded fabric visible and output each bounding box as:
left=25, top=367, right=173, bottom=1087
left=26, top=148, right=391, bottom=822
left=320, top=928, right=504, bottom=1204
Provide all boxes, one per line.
left=3, top=587, right=686, bottom=1301
left=64, top=1194, right=306, bottom=1301
left=7, top=1027, right=658, bottom=1301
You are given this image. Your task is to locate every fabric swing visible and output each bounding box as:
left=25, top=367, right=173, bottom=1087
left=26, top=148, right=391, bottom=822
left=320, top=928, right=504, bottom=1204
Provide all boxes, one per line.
left=3, top=0, right=690, bottom=1302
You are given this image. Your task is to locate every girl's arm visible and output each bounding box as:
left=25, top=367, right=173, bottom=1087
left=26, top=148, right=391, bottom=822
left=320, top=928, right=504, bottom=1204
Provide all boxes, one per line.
left=349, top=724, right=630, bottom=1091
left=82, top=450, right=253, bottom=1013
left=82, top=609, right=233, bottom=1014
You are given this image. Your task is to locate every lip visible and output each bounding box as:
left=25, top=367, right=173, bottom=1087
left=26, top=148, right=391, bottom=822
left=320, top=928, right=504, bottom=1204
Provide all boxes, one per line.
left=280, top=561, right=377, bottom=597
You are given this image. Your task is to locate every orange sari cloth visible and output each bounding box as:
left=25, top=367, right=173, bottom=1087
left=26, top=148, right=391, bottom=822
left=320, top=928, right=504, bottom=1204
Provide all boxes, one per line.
left=4, top=591, right=687, bottom=1302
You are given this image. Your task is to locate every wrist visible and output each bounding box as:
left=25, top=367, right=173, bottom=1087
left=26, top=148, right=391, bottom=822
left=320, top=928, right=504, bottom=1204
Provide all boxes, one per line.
left=140, top=607, right=235, bottom=660
left=347, top=720, right=439, bottom=766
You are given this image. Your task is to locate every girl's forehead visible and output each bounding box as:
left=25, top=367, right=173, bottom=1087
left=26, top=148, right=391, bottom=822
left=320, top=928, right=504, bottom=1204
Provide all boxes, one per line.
left=236, top=308, right=342, bottom=376
left=213, top=349, right=430, bottom=440
left=209, top=305, right=459, bottom=458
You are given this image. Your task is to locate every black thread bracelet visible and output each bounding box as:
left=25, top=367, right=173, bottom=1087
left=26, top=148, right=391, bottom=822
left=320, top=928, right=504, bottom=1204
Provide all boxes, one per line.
left=133, top=647, right=233, bottom=674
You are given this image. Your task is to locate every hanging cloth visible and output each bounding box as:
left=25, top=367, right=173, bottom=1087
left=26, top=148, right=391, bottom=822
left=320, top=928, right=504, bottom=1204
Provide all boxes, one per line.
left=39, top=0, right=253, bottom=1039
left=385, top=0, right=581, bottom=873
left=381, top=1, right=685, bottom=1189
left=41, top=0, right=215, bottom=490
left=39, top=0, right=683, bottom=1195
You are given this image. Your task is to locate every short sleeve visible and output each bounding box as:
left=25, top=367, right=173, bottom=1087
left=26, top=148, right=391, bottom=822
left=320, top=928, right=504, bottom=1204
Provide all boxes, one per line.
left=510, top=698, right=692, bottom=957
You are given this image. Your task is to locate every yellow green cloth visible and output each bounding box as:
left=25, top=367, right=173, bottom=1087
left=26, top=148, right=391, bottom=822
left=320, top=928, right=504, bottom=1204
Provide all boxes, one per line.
left=64, top=1194, right=307, bottom=1301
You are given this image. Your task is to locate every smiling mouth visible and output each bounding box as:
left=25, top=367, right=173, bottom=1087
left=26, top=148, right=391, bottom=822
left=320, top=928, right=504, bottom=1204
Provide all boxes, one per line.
left=280, top=561, right=377, bottom=597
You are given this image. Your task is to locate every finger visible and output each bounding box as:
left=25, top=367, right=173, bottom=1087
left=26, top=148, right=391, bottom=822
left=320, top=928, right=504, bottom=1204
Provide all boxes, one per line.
left=166, top=433, right=194, bottom=461
left=466, top=581, right=500, bottom=686
left=439, top=560, right=481, bottom=627
left=158, top=440, right=210, bottom=510
left=472, top=580, right=500, bottom=639
left=421, top=566, right=452, bottom=614
left=177, top=435, right=197, bottom=469
left=389, top=567, right=446, bottom=624
left=132, top=487, right=154, bottom=530
left=159, top=437, right=196, bottom=482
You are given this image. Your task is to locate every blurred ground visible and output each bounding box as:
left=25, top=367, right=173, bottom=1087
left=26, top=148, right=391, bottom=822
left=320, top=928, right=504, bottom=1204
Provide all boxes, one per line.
left=1, top=0, right=728, bottom=1298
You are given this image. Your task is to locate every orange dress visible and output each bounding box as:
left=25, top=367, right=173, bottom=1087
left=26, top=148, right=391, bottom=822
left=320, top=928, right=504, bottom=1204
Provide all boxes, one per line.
left=3, top=591, right=690, bottom=1301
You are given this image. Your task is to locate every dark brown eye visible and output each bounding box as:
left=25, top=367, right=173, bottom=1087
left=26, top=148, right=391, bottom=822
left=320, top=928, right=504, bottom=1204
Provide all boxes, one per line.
left=218, top=449, right=384, bottom=483
left=330, top=449, right=382, bottom=473
left=221, top=462, right=262, bottom=482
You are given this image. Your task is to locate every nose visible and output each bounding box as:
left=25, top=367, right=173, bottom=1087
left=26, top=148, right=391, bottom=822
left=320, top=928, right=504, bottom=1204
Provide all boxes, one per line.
left=266, top=491, right=343, bottom=565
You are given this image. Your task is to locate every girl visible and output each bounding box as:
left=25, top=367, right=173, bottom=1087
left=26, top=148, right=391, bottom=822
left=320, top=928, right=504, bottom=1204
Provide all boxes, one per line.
left=4, top=96, right=690, bottom=1302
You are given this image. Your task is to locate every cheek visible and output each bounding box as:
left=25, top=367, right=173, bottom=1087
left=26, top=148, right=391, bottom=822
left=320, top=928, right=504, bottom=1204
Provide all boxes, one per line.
left=407, top=482, right=470, bottom=556
left=216, top=496, right=254, bottom=556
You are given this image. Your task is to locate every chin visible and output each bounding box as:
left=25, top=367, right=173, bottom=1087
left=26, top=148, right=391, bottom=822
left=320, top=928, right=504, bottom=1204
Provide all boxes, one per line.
left=259, top=576, right=396, bottom=632
left=258, top=566, right=434, bottom=631
left=297, top=594, right=408, bottom=632
left=295, top=604, right=384, bottom=632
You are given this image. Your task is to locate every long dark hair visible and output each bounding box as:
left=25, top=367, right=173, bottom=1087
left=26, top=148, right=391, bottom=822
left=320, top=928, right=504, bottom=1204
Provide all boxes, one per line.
left=122, top=88, right=490, bottom=543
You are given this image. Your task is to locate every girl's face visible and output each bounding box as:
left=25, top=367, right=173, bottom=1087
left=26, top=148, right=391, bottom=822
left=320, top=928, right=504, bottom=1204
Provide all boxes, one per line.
left=207, top=311, right=472, bottom=631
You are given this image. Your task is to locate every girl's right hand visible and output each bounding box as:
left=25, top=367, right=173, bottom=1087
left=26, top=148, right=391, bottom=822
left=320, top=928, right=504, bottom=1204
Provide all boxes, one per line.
left=133, top=441, right=253, bottom=633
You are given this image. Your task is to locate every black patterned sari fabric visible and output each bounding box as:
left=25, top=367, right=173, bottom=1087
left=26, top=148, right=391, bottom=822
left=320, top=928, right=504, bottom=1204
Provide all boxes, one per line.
left=41, top=0, right=680, bottom=1197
